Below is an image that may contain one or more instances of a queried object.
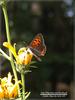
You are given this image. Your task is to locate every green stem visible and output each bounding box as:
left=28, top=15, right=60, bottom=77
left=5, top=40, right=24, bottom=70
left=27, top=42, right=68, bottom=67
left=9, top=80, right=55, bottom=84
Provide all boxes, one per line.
left=1, top=2, right=20, bottom=97
left=21, top=73, right=25, bottom=100
left=2, top=3, right=10, bottom=43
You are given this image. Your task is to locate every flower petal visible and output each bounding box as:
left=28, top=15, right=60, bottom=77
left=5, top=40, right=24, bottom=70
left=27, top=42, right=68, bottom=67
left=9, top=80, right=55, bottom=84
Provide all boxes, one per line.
left=0, top=85, right=4, bottom=98
left=9, top=81, right=21, bottom=98
left=3, top=42, right=17, bottom=59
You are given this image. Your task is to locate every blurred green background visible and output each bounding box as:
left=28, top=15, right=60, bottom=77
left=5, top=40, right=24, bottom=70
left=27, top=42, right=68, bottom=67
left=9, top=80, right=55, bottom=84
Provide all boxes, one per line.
left=0, top=0, right=73, bottom=99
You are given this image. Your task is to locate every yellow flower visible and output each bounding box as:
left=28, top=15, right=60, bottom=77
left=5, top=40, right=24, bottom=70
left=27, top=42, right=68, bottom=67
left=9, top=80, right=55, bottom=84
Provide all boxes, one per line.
left=0, top=85, right=4, bottom=98
left=0, top=72, right=20, bottom=99
left=3, top=42, right=33, bottom=65
left=17, top=47, right=33, bottom=65
left=3, top=42, right=17, bottom=59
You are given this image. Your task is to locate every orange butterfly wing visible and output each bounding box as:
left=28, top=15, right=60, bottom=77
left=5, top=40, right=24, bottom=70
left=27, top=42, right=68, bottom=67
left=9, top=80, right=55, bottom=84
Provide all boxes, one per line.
left=28, top=33, right=46, bottom=59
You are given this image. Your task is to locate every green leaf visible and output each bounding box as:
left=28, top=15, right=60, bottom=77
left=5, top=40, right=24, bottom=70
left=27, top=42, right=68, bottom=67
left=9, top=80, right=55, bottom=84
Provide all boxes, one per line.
left=24, top=92, right=31, bottom=100
left=24, top=70, right=32, bottom=74
left=30, top=61, right=36, bottom=64
left=0, top=48, right=11, bottom=61
left=30, top=66, right=37, bottom=68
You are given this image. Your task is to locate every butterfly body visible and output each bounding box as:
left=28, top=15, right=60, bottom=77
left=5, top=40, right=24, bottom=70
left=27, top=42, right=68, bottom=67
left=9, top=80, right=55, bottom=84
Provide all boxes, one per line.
left=28, top=33, right=46, bottom=61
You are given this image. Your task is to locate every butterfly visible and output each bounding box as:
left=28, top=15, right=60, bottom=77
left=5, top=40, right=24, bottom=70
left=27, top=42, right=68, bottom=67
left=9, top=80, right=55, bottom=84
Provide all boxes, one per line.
left=28, top=33, right=46, bottom=61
